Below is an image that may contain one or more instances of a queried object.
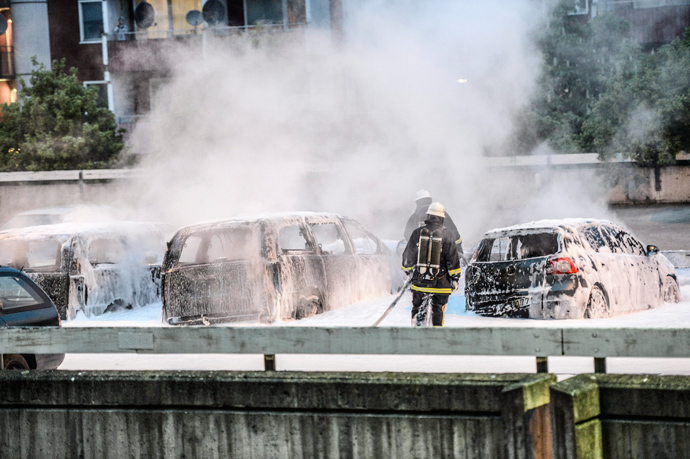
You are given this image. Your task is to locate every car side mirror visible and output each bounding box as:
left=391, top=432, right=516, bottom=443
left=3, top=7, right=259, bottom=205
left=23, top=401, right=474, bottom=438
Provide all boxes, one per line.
left=647, top=245, right=659, bottom=255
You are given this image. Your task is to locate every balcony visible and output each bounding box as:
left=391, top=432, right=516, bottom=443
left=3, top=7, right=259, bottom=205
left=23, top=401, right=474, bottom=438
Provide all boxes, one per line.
left=107, top=23, right=305, bottom=73
left=0, top=46, right=14, bottom=79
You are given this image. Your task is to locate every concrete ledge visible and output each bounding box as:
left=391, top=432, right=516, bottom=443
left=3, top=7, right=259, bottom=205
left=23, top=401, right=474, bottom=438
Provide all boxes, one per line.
left=550, top=374, right=690, bottom=459
left=0, top=371, right=554, bottom=459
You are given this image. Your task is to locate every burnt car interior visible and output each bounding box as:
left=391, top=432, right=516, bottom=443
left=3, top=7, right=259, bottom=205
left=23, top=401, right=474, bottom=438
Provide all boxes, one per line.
left=343, top=220, right=379, bottom=254
left=88, top=238, right=126, bottom=265
left=279, top=225, right=314, bottom=253
left=178, top=227, right=260, bottom=265
left=476, top=233, right=560, bottom=262
left=0, top=240, right=62, bottom=271
left=309, top=222, right=347, bottom=255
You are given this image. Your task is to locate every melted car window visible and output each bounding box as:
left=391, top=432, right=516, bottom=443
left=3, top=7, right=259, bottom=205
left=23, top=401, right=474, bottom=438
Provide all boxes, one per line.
left=179, top=228, right=258, bottom=264
left=88, top=239, right=126, bottom=264
left=0, top=276, right=47, bottom=310
left=279, top=225, right=314, bottom=253
left=476, top=233, right=559, bottom=262
left=0, top=240, right=61, bottom=269
left=343, top=221, right=378, bottom=254
left=310, top=223, right=348, bottom=255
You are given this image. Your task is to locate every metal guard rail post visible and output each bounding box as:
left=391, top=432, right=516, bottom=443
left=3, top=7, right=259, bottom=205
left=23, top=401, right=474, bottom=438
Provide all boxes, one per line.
left=1, top=326, right=689, bottom=373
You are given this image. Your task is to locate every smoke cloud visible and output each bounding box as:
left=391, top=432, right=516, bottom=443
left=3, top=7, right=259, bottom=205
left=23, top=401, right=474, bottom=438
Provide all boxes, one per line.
left=118, top=0, right=616, bottom=245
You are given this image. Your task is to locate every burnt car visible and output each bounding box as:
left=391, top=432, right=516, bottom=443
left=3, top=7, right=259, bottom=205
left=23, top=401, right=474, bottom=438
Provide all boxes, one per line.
left=0, top=266, right=64, bottom=369
left=0, top=222, right=169, bottom=319
left=465, top=219, right=680, bottom=319
left=0, top=205, right=125, bottom=231
left=162, top=212, right=392, bottom=325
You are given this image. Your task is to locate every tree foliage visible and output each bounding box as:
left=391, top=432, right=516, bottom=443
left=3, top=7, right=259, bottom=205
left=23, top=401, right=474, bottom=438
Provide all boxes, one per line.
left=581, top=29, right=690, bottom=165
left=517, top=3, right=690, bottom=165
left=516, top=4, right=637, bottom=154
left=0, top=58, right=124, bottom=171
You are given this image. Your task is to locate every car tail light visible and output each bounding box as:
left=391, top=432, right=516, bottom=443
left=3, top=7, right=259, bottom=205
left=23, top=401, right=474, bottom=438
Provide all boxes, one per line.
left=546, top=257, right=579, bottom=275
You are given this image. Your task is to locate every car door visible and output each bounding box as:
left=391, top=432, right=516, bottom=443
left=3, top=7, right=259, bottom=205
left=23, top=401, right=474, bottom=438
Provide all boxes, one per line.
left=306, top=217, right=355, bottom=309
left=616, top=229, right=659, bottom=308
left=275, top=221, right=326, bottom=317
left=212, top=226, right=268, bottom=321
left=7, top=237, right=72, bottom=320
left=164, top=225, right=267, bottom=322
left=599, top=225, right=642, bottom=312
left=341, top=218, right=392, bottom=299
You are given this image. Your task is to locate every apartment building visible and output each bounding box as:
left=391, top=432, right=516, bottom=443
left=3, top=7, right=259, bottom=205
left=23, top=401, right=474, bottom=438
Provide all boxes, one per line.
left=7, top=0, right=342, bottom=131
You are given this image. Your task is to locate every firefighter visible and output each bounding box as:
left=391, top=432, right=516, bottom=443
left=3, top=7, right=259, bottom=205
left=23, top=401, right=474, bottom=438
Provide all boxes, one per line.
left=402, top=202, right=462, bottom=327
left=404, top=190, right=464, bottom=258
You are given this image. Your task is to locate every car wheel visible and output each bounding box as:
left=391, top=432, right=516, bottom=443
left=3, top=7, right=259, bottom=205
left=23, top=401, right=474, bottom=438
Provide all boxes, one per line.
left=663, top=276, right=681, bottom=303
left=296, top=290, right=324, bottom=320
left=584, top=285, right=609, bottom=319
left=3, top=354, right=30, bottom=370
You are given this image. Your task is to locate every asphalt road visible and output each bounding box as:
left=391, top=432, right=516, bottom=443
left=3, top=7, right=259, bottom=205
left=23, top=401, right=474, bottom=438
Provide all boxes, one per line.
left=612, top=204, right=690, bottom=250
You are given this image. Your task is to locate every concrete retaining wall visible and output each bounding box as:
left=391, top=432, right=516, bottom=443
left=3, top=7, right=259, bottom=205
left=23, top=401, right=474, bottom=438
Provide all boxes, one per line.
left=4, top=370, right=690, bottom=458
left=2, top=163, right=690, bottom=226
left=0, top=371, right=554, bottom=459
left=550, top=374, right=690, bottom=459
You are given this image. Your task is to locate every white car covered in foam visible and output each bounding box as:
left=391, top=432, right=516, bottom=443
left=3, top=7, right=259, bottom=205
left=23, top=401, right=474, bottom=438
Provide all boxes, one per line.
left=0, top=222, right=170, bottom=319
left=465, top=218, right=681, bottom=319
left=162, top=212, right=394, bottom=325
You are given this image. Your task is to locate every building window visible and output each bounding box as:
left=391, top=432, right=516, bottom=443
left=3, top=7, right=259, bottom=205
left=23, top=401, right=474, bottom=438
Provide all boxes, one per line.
left=84, top=81, right=109, bottom=109
left=79, top=1, right=104, bottom=42
left=567, top=0, right=589, bottom=15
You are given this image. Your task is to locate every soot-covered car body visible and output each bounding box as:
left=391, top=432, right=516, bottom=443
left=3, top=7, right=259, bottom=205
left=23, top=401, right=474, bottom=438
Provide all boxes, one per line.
left=0, top=267, right=64, bottom=370
left=0, top=222, right=169, bottom=319
left=465, top=219, right=680, bottom=319
left=162, top=212, right=392, bottom=325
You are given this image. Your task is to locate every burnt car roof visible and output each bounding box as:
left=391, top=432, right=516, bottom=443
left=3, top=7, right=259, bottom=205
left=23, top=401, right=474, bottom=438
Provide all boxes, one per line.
left=173, top=212, right=347, bottom=233
left=484, top=218, right=620, bottom=236
left=0, top=221, right=171, bottom=243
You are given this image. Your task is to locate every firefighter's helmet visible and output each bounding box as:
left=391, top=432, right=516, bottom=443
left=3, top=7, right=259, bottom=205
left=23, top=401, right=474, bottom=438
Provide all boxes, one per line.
left=426, top=202, right=445, bottom=218
left=415, top=189, right=432, bottom=202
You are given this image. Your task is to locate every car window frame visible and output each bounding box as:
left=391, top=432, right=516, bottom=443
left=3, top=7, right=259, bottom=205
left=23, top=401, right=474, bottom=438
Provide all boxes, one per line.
left=342, top=218, right=381, bottom=255
left=307, top=219, right=353, bottom=256
left=176, top=224, right=261, bottom=266
left=277, top=222, right=317, bottom=255
left=0, top=273, right=52, bottom=314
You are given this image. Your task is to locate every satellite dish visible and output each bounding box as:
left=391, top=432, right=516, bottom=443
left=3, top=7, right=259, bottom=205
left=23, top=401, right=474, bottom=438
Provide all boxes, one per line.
left=0, top=16, right=7, bottom=36
left=202, top=0, right=226, bottom=26
left=134, top=2, right=155, bottom=29
left=186, top=10, right=203, bottom=27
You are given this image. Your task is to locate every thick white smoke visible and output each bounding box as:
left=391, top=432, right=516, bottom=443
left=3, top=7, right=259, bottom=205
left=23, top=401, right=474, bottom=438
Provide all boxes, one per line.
left=121, top=0, right=614, bottom=245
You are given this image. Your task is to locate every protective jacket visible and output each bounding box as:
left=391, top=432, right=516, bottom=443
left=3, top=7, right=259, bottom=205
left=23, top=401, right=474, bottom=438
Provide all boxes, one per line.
left=404, top=202, right=463, bottom=252
left=402, top=218, right=462, bottom=294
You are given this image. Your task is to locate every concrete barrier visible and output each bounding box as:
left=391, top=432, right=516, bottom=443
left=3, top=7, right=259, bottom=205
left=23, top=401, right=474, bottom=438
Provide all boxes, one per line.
left=0, top=371, right=554, bottom=459
left=550, top=374, right=690, bottom=459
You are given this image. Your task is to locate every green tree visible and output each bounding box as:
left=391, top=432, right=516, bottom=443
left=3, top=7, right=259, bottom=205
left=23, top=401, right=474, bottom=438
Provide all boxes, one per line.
left=0, top=57, right=124, bottom=171
left=581, top=29, right=690, bottom=165
left=514, top=4, right=637, bottom=154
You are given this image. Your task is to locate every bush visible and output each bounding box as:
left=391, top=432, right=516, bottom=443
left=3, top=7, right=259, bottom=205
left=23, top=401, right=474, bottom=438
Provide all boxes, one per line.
left=0, top=58, right=125, bottom=171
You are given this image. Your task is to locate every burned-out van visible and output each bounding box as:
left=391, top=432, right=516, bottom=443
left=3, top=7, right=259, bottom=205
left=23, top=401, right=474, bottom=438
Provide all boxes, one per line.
left=0, top=222, right=169, bottom=319
left=162, top=212, right=393, bottom=324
